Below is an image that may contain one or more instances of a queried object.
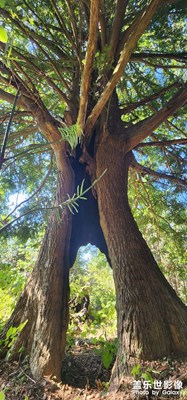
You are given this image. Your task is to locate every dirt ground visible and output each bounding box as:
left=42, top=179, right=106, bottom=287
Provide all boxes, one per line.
left=0, top=344, right=187, bottom=400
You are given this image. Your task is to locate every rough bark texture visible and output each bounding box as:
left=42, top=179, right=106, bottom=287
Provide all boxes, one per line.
left=0, top=150, right=74, bottom=380
left=95, top=133, right=187, bottom=389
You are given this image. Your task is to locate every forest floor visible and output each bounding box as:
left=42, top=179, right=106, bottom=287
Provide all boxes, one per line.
left=0, top=342, right=187, bottom=400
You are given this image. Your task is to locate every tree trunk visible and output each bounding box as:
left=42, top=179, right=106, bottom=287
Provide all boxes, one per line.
left=0, top=148, right=74, bottom=380
left=95, top=134, right=187, bottom=389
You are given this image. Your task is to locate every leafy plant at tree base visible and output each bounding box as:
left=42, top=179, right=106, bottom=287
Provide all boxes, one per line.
left=131, top=364, right=154, bottom=386
left=0, top=320, right=28, bottom=359
left=94, top=338, right=118, bottom=369
left=131, top=364, right=141, bottom=379
left=0, top=236, right=41, bottom=329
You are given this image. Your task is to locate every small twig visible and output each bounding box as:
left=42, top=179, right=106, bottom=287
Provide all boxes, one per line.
left=20, top=367, right=36, bottom=384
left=8, top=369, right=20, bottom=377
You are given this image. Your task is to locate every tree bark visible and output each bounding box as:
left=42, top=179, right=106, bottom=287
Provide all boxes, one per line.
left=95, top=133, right=187, bottom=390
left=0, top=147, right=74, bottom=380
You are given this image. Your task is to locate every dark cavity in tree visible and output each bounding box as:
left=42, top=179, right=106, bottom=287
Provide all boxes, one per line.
left=68, top=144, right=109, bottom=268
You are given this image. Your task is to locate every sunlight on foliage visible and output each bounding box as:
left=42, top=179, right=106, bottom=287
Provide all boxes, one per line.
left=0, top=27, right=8, bottom=43
left=0, top=241, right=117, bottom=350
left=67, top=245, right=117, bottom=346
left=0, top=234, right=42, bottom=329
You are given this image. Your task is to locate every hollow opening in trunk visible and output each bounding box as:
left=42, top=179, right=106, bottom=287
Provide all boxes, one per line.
left=61, top=244, right=117, bottom=388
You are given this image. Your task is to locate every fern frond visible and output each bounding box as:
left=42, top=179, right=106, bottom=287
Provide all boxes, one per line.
left=59, top=123, right=82, bottom=149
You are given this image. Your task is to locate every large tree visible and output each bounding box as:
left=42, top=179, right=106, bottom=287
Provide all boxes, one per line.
left=0, top=0, right=187, bottom=389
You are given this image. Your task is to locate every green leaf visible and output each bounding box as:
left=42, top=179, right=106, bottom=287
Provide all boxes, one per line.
left=102, top=349, right=113, bottom=369
left=131, top=364, right=141, bottom=378
left=67, top=204, right=74, bottom=214
left=0, top=0, right=5, bottom=7
left=70, top=203, right=79, bottom=213
left=141, top=372, right=154, bottom=385
left=6, top=326, right=17, bottom=339
left=0, top=392, right=5, bottom=400
left=80, top=179, right=85, bottom=195
left=59, top=124, right=79, bottom=149
left=8, top=338, right=16, bottom=347
left=0, top=27, right=8, bottom=43
left=76, top=185, right=80, bottom=196
left=17, top=319, right=28, bottom=332
left=29, top=17, right=34, bottom=25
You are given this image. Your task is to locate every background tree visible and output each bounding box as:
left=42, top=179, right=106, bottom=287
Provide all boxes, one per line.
left=0, top=0, right=187, bottom=389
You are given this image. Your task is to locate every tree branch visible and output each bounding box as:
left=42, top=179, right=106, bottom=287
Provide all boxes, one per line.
left=2, top=156, right=53, bottom=224
left=130, top=156, right=187, bottom=187
left=49, top=0, right=76, bottom=49
left=168, top=120, right=187, bottom=137
left=120, top=82, right=181, bottom=115
left=77, top=0, right=99, bottom=131
left=0, top=111, right=32, bottom=124
left=0, top=12, right=72, bottom=97
left=109, top=0, right=129, bottom=59
left=136, top=138, right=187, bottom=148
left=84, top=0, right=162, bottom=143
left=136, top=60, right=187, bottom=70
left=3, top=126, right=36, bottom=144
left=11, top=48, right=70, bottom=103
left=0, top=65, right=66, bottom=149
left=130, top=52, right=187, bottom=62
left=12, top=49, right=71, bottom=100
left=99, top=0, right=107, bottom=50
left=0, top=7, right=69, bottom=61
left=0, top=88, right=20, bottom=169
left=12, top=60, right=37, bottom=93
left=125, top=83, right=187, bottom=152
left=65, top=0, right=81, bottom=65
left=0, top=88, right=25, bottom=107
left=0, top=60, right=39, bottom=102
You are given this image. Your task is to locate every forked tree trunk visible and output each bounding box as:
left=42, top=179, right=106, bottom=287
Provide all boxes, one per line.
left=95, top=134, right=187, bottom=389
left=0, top=151, right=74, bottom=380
